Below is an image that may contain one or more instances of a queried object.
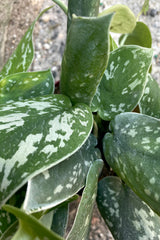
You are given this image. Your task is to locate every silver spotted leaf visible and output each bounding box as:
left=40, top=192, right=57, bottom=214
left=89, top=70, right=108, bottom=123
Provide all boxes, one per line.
left=97, top=176, right=160, bottom=240
left=0, top=94, right=93, bottom=206
left=139, top=74, right=160, bottom=119
left=0, top=70, right=54, bottom=104
left=67, top=159, right=103, bottom=240
left=60, top=13, right=113, bottom=106
left=103, top=112, right=160, bottom=216
left=2, top=205, right=64, bottom=240
left=0, top=7, right=52, bottom=80
left=23, top=135, right=100, bottom=213
left=92, top=46, right=153, bottom=120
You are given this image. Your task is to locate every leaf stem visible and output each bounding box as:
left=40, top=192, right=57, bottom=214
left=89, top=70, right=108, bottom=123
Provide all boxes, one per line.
left=52, top=0, right=68, bottom=15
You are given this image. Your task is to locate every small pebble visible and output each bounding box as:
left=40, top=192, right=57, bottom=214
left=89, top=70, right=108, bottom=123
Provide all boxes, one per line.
left=150, top=8, right=157, bottom=17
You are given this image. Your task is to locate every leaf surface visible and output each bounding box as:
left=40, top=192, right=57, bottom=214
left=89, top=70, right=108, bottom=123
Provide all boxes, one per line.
left=67, top=159, right=103, bottom=240
left=119, top=21, right=152, bottom=48
left=0, top=94, right=93, bottom=206
left=3, top=205, right=64, bottom=240
left=0, top=7, right=52, bottom=80
left=103, top=112, right=160, bottom=216
left=92, top=46, right=152, bottom=120
left=97, top=176, right=160, bottom=240
left=67, top=0, right=100, bottom=29
left=23, top=135, right=100, bottom=213
left=99, top=4, right=136, bottom=33
left=51, top=204, right=68, bottom=237
left=0, top=209, right=16, bottom=237
left=0, top=70, right=54, bottom=104
left=0, top=221, right=18, bottom=240
left=60, top=13, right=113, bottom=106
left=139, top=74, right=160, bottom=119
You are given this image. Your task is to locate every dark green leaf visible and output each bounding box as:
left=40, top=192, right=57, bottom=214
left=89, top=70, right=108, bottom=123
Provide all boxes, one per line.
left=60, top=13, right=113, bottom=106
left=97, top=176, right=160, bottom=240
left=0, top=94, right=93, bottom=206
left=92, top=46, right=152, bottom=120
left=0, top=221, right=18, bottom=240
left=0, top=70, right=54, bottom=104
left=51, top=204, right=69, bottom=237
left=3, top=205, right=64, bottom=240
left=139, top=74, right=160, bottom=119
left=0, top=7, right=53, bottom=80
left=103, top=112, right=160, bottom=216
left=99, top=4, right=136, bottom=33
left=67, top=0, right=100, bottom=30
left=0, top=209, right=16, bottom=237
left=67, top=159, right=103, bottom=240
left=23, top=135, right=100, bottom=213
left=119, top=22, right=152, bottom=48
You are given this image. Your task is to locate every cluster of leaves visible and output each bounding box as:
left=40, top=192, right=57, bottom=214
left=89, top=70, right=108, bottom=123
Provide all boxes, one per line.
left=0, top=0, right=160, bottom=239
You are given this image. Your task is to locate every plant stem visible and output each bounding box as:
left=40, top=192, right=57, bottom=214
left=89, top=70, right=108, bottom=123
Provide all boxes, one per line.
left=52, top=0, right=68, bottom=15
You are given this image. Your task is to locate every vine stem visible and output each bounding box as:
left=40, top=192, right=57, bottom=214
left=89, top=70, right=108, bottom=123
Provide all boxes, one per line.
left=52, top=0, right=68, bottom=15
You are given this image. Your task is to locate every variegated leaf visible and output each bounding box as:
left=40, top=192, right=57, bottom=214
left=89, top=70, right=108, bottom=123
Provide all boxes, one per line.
left=139, top=74, right=160, bottom=119
left=97, top=176, right=160, bottom=240
left=92, top=46, right=153, bottom=120
left=0, top=94, right=93, bottom=206
left=60, top=13, right=113, bottom=106
left=23, top=135, right=100, bottom=213
left=103, top=112, right=160, bottom=216
left=2, top=205, right=64, bottom=240
left=0, top=7, right=52, bottom=80
left=0, top=70, right=54, bottom=104
left=67, top=159, right=103, bottom=240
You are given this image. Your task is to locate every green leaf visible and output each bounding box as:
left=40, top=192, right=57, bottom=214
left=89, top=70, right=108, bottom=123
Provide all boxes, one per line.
left=51, top=204, right=69, bottom=237
left=110, top=35, right=118, bottom=52
left=0, top=7, right=53, bottom=80
left=60, top=13, right=113, bottom=106
left=97, top=176, right=160, bottom=240
left=119, top=22, right=152, bottom=48
left=0, top=94, right=93, bottom=206
left=67, top=159, right=103, bottom=240
left=0, top=221, right=18, bottom=240
left=103, top=112, right=160, bottom=216
left=139, top=74, right=160, bottom=119
left=0, top=209, right=16, bottom=236
left=92, top=46, right=152, bottom=120
left=0, top=187, right=26, bottom=237
left=0, top=70, right=54, bottom=104
left=2, top=205, right=64, bottom=240
left=67, top=0, right=100, bottom=30
left=23, top=135, right=100, bottom=213
left=99, top=4, right=136, bottom=33
left=39, top=210, right=54, bottom=229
